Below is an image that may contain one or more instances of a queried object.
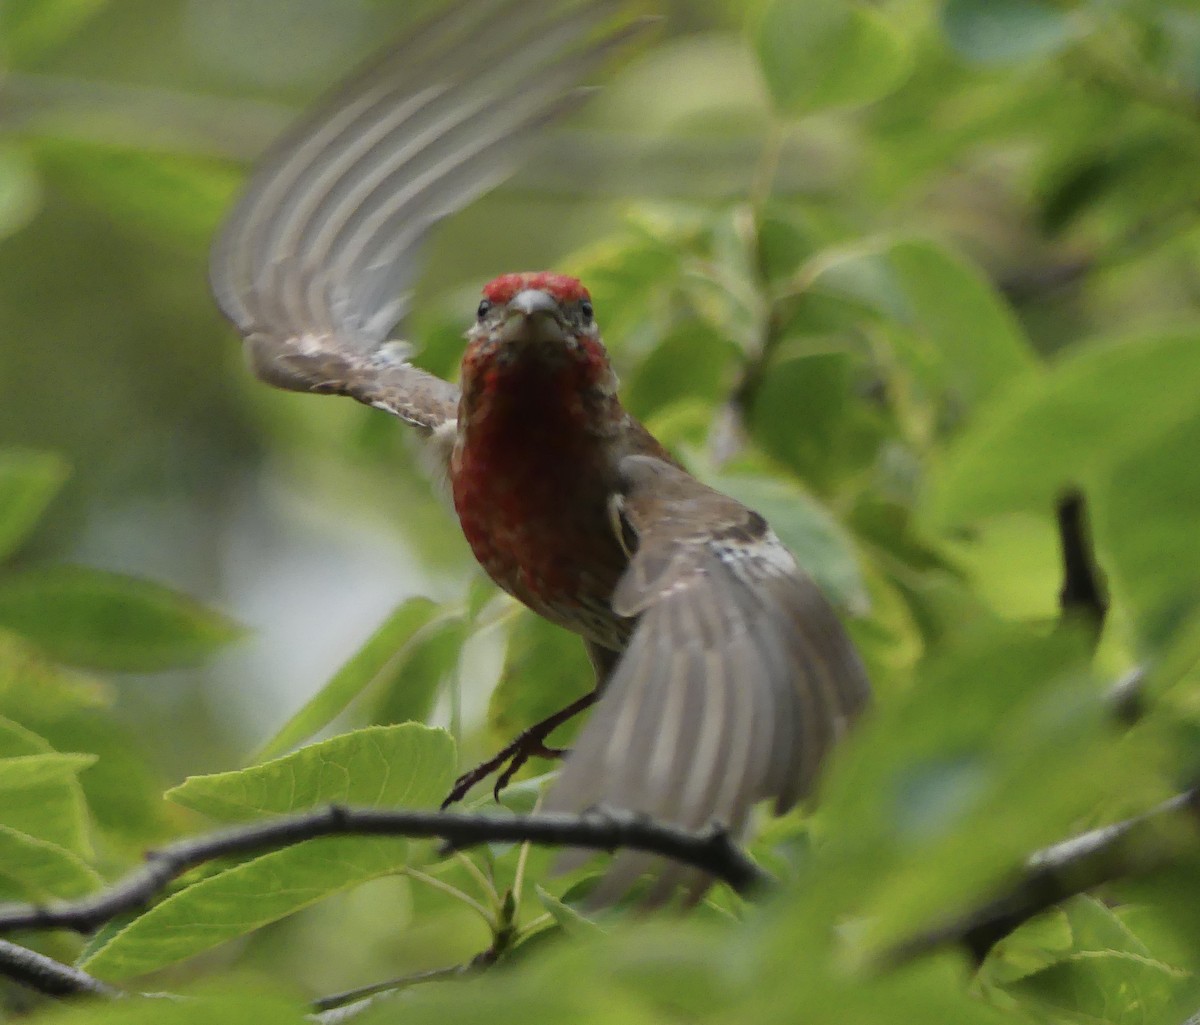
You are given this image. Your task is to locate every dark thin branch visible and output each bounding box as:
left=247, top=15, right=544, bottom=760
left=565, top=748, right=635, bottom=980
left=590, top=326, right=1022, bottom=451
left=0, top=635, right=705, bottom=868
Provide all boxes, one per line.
left=0, top=938, right=120, bottom=999
left=312, top=963, right=475, bottom=1014
left=0, top=807, right=767, bottom=935
left=884, top=787, right=1200, bottom=967
left=1056, top=489, right=1108, bottom=635
left=310, top=948, right=496, bottom=1023
left=1107, top=665, right=1147, bottom=726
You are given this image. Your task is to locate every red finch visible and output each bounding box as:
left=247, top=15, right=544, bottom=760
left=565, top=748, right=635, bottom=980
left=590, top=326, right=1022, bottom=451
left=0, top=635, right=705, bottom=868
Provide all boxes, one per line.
left=210, top=0, right=870, bottom=904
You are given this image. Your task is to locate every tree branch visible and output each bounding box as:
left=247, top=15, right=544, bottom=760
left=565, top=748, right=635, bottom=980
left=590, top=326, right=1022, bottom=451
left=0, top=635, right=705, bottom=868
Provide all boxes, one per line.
left=1056, top=488, right=1108, bottom=634
left=884, top=787, right=1200, bottom=967
left=0, top=938, right=119, bottom=999
left=0, top=806, right=768, bottom=935
left=310, top=949, right=497, bottom=1023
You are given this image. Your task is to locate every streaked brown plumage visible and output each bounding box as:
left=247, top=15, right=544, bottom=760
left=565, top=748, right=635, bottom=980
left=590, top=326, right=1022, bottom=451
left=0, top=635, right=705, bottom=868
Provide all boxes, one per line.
left=210, top=0, right=870, bottom=905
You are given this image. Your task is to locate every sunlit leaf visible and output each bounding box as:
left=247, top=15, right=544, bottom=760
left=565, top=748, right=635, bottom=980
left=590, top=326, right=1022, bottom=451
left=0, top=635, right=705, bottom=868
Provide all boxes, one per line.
left=1007, top=899, right=1190, bottom=1024
left=169, top=723, right=455, bottom=820
left=86, top=724, right=457, bottom=980
left=982, top=907, right=1073, bottom=985
left=0, top=635, right=175, bottom=847
left=81, top=835, right=413, bottom=981
left=0, top=823, right=102, bottom=900
left=0, top=751, right=95, bottom=856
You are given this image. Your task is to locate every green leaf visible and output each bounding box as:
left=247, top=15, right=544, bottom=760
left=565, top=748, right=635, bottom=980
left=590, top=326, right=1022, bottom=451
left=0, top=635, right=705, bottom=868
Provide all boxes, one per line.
left=0, top=751, right=95, bottom=856
left=370, top=613, right=467, bottom=727
left=168, top=722, right=456, bottom=820
left=0, top=449, right=68, bottom=562
left=0, top=751, right=95, bottom=790
left=34, top=140, right=239, bottom=247
left=983, top=908, right=1074, bottom=985
left=90, top=724, right=456, bottom=980
left=815, top=622, right=1149, bottom=951
left=26, top=987, right=305, bottom=1025
left=0, top=713, right=54, bottom=757
left=81, top=835, right=413, bottom=980
left=0, top=0, right=109, bottom=60
left=941, top=0, right=1081, bottom=66
left=0, top=566, right=244, bottom=671
left=922, top=331, right=1200, bottom=530
left=0, top=634, right=171, bottom=847
left=487, top=611, right=592, bottom=754
left=254, top=597, right=443, bottom=761
left=0, top=824, right=102, bottom=900
left=535, top=884, right=602, bottom=939
left=753, top=0, right=911, bottom=116
left=624, top=321, right=740, bottom=422
left=809, top=239, right=1038, bottom=417
left=1008, top=899, right=1190, bottom=1024
left=749, top=349, right=881, bottom=494
left=0, top=145, right=42, bottom=241
left=1103, top=410, right=1200, bottom=648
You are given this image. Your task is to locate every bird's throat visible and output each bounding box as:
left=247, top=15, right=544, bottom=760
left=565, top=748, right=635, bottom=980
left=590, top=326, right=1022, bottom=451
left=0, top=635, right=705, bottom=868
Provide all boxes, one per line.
left=450, top=355, right=627, bottom=645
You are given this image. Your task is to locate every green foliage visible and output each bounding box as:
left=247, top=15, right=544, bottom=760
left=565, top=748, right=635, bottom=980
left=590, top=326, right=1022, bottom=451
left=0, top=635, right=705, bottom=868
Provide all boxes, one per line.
left=2, top=0, right=1200, bottom=1022
left=0, top=450, right=68, bottom=561
left=941, top=0, right=1083, bottom=66
left=83, top=725, right=455, bottom=980
left=169, top=723, right=455, bottom=820
left=753, top=0, right=912, bottom=115
left=0, top=566, right=244, bottom=671
left=254, top=598, right=446, bottom=761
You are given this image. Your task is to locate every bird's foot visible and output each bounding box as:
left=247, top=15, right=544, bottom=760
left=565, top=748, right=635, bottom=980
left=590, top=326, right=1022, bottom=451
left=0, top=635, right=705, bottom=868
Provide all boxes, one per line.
left=440, top=691, right=597, bottom=808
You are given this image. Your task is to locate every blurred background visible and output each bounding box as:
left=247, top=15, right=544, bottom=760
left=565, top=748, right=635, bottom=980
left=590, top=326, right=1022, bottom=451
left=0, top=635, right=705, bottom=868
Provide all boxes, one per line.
left=4, top=0, right=1200, bottom=1001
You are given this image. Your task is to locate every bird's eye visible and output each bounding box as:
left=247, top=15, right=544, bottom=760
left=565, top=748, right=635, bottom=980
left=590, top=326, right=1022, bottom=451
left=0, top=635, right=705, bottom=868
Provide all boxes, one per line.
left=476, top=299, right=491, bottom=320
left=579, top=299, right=594, bottom=322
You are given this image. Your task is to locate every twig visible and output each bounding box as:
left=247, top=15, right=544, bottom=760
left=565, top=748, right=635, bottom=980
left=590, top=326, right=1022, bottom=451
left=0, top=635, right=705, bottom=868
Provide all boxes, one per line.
left=311, top=956, right=485, bottom=1016
left=0, top=938, right=120, bottom=999
left=1056, top=489, right=1108, bottom=635
left=0, top=806, right=768, bottom=935
left=1107, top=665, right=1147, bottom=726
left=883, top=787, right=1200, bottom=967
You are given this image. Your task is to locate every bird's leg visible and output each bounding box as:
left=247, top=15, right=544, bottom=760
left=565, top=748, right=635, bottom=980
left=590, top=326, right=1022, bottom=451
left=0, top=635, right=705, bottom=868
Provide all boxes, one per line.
left=440, top=690, right=598, bottom=808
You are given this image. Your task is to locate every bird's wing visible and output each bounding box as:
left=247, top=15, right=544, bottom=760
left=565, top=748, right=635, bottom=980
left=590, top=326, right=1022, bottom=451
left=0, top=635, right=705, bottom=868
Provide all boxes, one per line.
left=543, top=455, right=871, bottom=905
left=210, top=0, right=649, bottom=440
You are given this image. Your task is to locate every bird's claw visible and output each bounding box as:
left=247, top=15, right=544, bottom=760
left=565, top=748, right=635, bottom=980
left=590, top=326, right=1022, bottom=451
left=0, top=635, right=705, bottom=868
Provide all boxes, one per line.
left=440, top=729, right=568, bottom=809
left=439, top=691, right=598, bottom=809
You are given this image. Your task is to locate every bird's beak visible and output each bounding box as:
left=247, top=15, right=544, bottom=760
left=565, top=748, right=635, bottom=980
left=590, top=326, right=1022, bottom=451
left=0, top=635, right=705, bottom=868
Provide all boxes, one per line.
left=501, top=289, right=566, bottom=344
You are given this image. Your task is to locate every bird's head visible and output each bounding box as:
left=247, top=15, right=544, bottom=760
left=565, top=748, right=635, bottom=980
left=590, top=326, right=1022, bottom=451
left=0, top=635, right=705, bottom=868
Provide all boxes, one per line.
left=460, top=272, right=616, bottom=405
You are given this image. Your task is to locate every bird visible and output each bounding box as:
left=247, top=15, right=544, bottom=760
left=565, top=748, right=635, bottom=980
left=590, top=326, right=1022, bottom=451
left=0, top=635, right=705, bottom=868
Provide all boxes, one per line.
left=209, top=0, right=871, bottom=905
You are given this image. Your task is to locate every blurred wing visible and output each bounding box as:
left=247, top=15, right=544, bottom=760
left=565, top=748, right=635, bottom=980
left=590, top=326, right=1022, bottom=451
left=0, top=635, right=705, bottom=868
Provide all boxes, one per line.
left=210, top=0, right=650, bottom=441
left=543, top=456, right=871, bottom=905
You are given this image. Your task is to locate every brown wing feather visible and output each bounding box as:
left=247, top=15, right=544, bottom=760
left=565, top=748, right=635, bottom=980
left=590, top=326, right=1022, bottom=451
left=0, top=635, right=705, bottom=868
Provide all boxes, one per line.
left=543, top=455, right=870, bottom=905
left=210, top=0, right=651, bottom=446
